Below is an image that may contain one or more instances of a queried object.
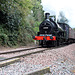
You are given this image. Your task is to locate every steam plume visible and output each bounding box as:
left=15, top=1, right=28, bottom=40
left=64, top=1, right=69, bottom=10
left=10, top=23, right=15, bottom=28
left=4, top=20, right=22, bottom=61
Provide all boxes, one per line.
left=41, top=0, right=75, bottom=28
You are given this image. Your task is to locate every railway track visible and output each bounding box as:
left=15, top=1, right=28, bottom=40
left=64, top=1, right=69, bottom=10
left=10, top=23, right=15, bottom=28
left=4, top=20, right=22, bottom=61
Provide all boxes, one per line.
left=0, top=44, right=68, bottom=61
left=0, top=44, right=68, bottom=68
left=0, top=46, right=41, bottom=54
left=0, top=47, right=48, bottom=62
left=0, top=46, right=48, bottom=67
left=0, top=45, right=71, bottom=74
left=0, top=46, right=51, bottom=74
left=0, top=48, right=48, bottom=61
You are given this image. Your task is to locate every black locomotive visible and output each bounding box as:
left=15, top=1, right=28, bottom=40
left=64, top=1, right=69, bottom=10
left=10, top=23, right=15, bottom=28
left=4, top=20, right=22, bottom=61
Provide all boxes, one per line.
left=33, top=13, right=75, bottom=47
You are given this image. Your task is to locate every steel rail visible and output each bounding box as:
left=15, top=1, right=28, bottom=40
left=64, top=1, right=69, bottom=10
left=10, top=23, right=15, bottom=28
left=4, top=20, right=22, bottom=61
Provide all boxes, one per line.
left=0, top=46, right=41, bottom=54
left=0, top=48, right=48, bottom=61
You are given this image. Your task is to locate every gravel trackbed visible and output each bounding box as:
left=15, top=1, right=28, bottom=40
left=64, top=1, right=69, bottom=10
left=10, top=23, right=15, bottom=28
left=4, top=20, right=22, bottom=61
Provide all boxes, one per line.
left=0, top=44, right=75, bottom=75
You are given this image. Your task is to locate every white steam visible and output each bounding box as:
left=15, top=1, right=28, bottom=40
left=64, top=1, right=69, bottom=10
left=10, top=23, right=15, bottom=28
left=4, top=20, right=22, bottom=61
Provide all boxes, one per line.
left=41, top=0, right=75, bottom=28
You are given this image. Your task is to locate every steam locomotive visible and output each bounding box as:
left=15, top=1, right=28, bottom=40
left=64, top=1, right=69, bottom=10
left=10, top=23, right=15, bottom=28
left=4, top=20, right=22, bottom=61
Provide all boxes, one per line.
left=33, top=13, right=75, bottom=47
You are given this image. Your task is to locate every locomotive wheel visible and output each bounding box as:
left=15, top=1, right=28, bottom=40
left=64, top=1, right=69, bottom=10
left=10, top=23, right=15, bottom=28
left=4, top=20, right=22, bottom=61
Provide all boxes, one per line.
left=57, top=40, right=60, bottom=46
left=39, top=40, right=43, bottom=45
left=39, top=40, right=44, bottom=47
left=54, top=41, right=57, bottom=47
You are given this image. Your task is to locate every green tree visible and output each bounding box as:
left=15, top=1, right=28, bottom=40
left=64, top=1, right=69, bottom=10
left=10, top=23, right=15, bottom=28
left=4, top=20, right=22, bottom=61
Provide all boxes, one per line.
left=73, top=28, right=75, bottom=31
left=0, top=0, right=44, bottom=46
left=32, top=0, right=44, bottom=21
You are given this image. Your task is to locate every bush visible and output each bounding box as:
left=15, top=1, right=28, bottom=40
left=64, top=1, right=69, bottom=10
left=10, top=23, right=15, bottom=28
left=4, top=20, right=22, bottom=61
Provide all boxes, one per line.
left=0, top=0, right=44, bottom=47
left=0, top=33, right=8, bottom=45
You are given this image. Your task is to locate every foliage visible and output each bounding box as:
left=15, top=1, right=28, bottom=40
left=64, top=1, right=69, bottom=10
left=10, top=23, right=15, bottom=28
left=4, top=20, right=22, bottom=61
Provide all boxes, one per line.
left=33, top=21, right=41, bottom=34
left=0, top=0, right=44, bottom=46
left=32, top=0, right=44, bottom=21
left=73, top=28, right=75, bottom=31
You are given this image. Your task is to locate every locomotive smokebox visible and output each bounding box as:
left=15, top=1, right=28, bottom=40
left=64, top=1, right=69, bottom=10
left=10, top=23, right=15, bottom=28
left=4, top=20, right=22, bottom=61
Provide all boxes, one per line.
left=45, top=13, right=50, bottom=19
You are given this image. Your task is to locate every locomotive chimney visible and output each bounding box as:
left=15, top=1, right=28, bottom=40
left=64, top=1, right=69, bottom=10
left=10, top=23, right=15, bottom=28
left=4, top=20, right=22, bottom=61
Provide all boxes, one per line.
left=45, top=13, right=50, bottom=19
